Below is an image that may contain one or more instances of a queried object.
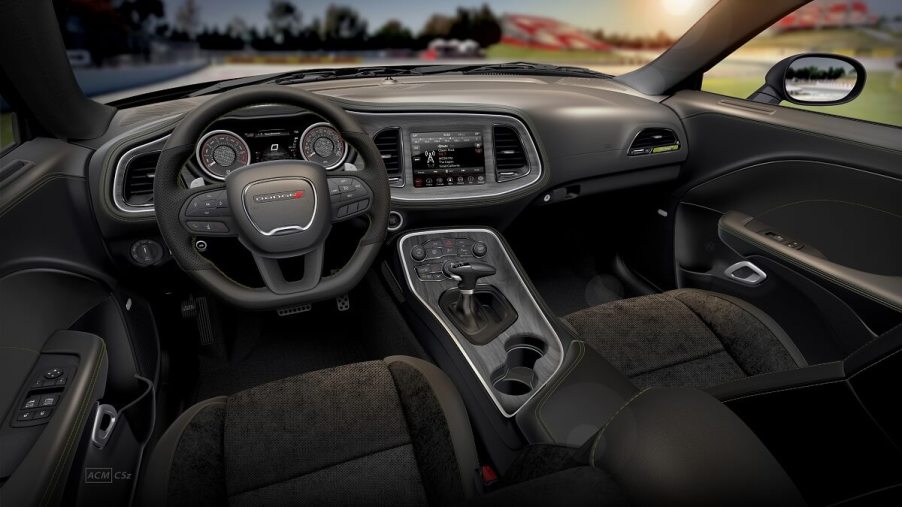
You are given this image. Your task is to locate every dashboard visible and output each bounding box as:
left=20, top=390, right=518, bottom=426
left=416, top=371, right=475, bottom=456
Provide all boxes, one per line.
left=97, top=74, right=689, bottom=228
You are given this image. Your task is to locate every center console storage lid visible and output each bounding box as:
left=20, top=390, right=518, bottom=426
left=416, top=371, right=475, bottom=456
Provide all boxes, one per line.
left=578, top=387, right=805, bottom=506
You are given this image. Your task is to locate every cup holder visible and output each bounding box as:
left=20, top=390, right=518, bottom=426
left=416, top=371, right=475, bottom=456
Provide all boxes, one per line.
left=491, top=336, right=546, bottom=397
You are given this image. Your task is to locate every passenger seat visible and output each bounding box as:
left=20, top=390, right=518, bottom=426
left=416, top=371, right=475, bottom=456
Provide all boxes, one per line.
left=565, top=288, right=807, bottom=389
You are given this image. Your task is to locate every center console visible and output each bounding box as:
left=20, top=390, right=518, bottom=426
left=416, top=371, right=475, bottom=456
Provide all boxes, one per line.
left=397, top=228, right=564, bottom=416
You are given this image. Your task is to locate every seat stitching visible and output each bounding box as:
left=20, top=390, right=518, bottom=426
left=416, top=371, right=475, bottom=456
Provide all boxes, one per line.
left=227, top=442, right=414, bottom=497
left=627, top=348, right=732, bottom=378
left=589, top=388, right=651, bottom=467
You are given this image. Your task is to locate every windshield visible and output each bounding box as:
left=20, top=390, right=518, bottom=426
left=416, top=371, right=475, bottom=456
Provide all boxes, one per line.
left=54, top=0, right=719, bottom=102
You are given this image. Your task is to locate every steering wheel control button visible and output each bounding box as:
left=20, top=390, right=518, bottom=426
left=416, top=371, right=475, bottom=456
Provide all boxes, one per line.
left=44, top=368, right=64, bottom=379
left=472, top=242, right=488, bottom=257
left=186, top=190, right=230, bottom=217
left=187, top=221, right=230, bottom=234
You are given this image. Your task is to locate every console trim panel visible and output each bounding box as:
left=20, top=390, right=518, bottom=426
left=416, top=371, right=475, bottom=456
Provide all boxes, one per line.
left=398, top=228, right=564, bottom=417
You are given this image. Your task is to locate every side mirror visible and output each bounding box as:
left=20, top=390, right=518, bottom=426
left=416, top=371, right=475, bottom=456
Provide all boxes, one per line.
left=748, top=53, right=866, bottom=106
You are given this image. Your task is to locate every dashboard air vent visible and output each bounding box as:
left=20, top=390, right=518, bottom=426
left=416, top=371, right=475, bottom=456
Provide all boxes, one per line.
left=628, top=128, right=680, bottom=156
left=123, top=152, right=159, bottom=206
left=492, top=126, right=529, bottom=182
left=374, top=128, right=402, bottom=186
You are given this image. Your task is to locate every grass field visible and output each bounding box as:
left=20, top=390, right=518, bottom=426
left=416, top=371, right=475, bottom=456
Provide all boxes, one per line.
left=485, top=44, right=626, bottom=64
left=0, top=113, right=15, bottom=152
left=743, top=28, right=901, bottom=53
left=703, top=71, right=902, bottom=127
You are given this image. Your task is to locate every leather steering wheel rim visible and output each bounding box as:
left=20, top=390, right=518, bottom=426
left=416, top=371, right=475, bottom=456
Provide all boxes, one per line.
left=154, top=85, right=389, bottom=310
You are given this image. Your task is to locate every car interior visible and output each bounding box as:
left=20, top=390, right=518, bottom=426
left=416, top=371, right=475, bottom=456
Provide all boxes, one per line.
left=1, top=0, right=901, bottom=505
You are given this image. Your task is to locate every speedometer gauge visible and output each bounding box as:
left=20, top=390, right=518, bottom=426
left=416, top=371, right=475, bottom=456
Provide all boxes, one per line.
left=299, top=122, right=348, bottom=170
left=196, top=130, right=250, bottom=180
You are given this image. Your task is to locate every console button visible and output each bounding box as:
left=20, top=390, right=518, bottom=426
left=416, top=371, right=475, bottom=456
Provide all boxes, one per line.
left=55, top=377, right=67, bottom=386
left=410, top=245, right=426, bottom=262
left=17, top=411, right=34, bottom=422
left=34, top=409, right=52, bottom=420
left=472, top=242, right=487, bottom=257
left=44, top=368, right=64, bottom=379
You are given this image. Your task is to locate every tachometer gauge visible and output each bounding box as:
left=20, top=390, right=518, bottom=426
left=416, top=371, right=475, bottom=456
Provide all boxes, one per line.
left=299, top=122, right=348, bottom=170
left=196, top=130, right=251, bottom=180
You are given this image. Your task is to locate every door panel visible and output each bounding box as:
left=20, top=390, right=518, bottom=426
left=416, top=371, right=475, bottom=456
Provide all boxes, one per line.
left=665, top=90, right=902, bottom=364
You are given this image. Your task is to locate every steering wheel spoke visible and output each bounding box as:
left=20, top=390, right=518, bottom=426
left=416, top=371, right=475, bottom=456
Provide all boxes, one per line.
left=251, top=245, right=324, bottom=295
left=327, top=173, right=374, bottom=223
left=178, top=184, right=239, bottom=237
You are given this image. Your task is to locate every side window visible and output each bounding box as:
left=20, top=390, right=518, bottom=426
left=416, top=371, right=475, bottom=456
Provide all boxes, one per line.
left=0, top=93, right=19, bottom=153
left=703, top=1, right=902, bottom=128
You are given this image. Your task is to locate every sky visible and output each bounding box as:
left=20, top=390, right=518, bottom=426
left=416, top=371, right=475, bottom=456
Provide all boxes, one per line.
left=159, top=0, right=902, bottom=37
left=160, top=0, right=721, bottom=37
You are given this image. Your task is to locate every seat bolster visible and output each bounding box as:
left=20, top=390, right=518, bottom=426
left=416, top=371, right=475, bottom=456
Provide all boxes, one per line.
left=671, top=289, right=806, bottom=370
left=384, top=355, right=481, bottom=501
left=138, top=396, right=227, bottom=507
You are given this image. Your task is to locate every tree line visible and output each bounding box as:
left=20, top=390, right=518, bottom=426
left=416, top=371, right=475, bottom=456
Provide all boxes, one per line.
left=56, top=0, right=504, bottom=61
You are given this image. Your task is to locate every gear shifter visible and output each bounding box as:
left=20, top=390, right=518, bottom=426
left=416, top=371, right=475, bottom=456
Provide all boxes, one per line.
left=444, top=261, right=496, bottom=332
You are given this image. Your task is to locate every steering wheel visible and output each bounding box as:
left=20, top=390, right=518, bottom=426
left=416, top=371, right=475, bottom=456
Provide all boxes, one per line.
left=153, top=85, right=389, bottom=310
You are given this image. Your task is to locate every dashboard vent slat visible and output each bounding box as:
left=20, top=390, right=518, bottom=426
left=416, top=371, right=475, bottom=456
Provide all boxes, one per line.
left=492, top=126, right=529, bottom=182
left=123, top=152, right=159, bottom=206
left=373, top=128, right=402, bottom=178
left=628, top=128, right=680, bottom=156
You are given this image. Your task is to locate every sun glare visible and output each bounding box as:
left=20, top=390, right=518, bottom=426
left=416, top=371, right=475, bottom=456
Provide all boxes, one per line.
left=662, top=0, right=695, bottom=16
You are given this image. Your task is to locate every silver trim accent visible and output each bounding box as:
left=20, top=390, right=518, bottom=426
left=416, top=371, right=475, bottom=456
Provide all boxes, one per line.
left=195, top=129, right=252, bottom=181
left=299, top=121, right=349, bottom=171
left=397, top=228, right=564, bottom=418
left=387, top=210, right=404, bottom=231
left=725, top=260, right=767, bottom=286
left=348, top=112, right=543, bottom=203
left=241, top=177, right=318, bottom=236
left=90, top=404, right=118, bottom=449
left=112, top=135, right=169, bottom=215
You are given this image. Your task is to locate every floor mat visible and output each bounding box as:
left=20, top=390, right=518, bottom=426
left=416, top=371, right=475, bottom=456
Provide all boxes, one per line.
left=191, top=272, right=426, bottom=401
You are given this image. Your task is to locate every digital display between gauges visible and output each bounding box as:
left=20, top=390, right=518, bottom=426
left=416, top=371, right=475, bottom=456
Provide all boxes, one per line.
left=196, top=130, right=250, bottom=180
left=298, top=122, right=348, bottom=170
left=410, top=130, right=486, bottom=188
left=244, top=129, right=300, bottom=163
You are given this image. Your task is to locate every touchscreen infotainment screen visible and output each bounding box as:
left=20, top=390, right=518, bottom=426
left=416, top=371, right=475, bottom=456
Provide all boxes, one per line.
left=410, top=131, right=485, bottom=188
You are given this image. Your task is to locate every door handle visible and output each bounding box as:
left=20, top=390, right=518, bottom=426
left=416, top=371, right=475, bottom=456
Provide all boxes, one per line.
left=724, top=261, right=767, bottom=286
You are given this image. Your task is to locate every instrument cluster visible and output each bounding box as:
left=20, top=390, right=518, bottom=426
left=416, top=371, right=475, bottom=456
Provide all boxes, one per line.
left=194, top=116, right=349, bottom=180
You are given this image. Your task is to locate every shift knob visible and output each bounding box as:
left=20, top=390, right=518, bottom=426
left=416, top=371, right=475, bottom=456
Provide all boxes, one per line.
left=444, top=261, right=496, bottom=291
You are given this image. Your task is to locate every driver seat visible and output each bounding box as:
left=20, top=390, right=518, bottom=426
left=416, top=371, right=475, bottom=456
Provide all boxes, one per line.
left=139, top=356, right=481, bottom=506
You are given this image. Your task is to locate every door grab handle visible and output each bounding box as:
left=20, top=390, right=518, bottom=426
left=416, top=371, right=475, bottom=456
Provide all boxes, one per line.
left=724, top=261, right=767, bottom=286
